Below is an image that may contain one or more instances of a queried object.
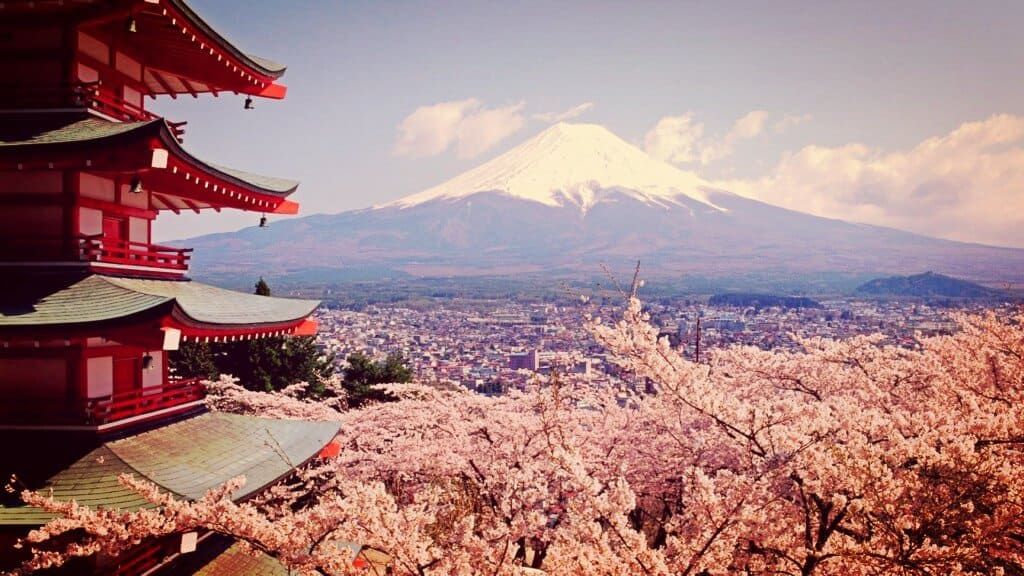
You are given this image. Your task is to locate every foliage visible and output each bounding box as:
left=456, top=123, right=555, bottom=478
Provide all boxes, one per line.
left=341, top=352, right=412, bottom=407
left=203, top=375, right=345, bottom=421
left=169, top=341, right=217, bottom=380
left=254, top=277, right=272, bottom=296
left=169, top=278, right=334, bottom=395
left=8, top=292, right=1024, bottom=576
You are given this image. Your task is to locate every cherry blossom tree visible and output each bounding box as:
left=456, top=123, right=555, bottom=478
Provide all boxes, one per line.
left=5, top=291, right=1023, bottom=575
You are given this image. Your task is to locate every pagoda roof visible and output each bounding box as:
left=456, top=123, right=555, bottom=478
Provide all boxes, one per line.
left=2, top=0, right=288, bottom=98
left=0, top=271, right=318, bottom=336
left=162, top=0, right=287, bottom=78
left=0, top=111, right=298, bottom=197
left=0, top=412, right=340, bottom=526
left=0, top=111, right=300, bottom=213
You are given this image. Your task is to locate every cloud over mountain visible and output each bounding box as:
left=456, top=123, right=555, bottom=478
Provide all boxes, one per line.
left=721, top=114, right=1024, bottom=248
left=644, top=110, right=771, bottom=166
left=393, top=99, right=525, bottom=159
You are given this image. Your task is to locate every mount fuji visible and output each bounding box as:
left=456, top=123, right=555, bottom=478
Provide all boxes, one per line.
left=185, top=123, right=1024, bottom=287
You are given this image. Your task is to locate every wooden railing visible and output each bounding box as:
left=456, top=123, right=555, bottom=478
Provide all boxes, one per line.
left=85, top=85, right=159, bottom=123
left=79, top=234, right=192, bottom=271
left=85, top=378, right=205, bottom=425
left=0, top=379, right=205, bottom=427
left=0, top=82, right=185, bottom=137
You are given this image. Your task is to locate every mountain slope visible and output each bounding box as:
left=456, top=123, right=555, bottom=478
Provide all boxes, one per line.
left=383, top=122, right=722, bottom=212
left=184, top=123, right=1024, bottom=287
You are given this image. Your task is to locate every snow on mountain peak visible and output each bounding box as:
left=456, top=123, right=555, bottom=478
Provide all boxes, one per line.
left=382, top=122, right=725, bottom=212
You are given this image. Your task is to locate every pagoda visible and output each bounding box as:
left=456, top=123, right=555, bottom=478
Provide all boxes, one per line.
left=0, top=1, right=339, bottom=574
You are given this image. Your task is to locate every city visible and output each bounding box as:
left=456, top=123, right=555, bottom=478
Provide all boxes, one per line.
left=316, top=295, right=1010, bottom=395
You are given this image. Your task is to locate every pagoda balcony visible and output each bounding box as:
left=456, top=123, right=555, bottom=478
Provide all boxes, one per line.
left=78, top=234, right=193, bottom=274
left=0, top=378, right=206, bottom=429
left=0, top=82, right=185, bottom=137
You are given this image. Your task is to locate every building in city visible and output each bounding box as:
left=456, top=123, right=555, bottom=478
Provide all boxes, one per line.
left=508, top=349, right=539, bottom=371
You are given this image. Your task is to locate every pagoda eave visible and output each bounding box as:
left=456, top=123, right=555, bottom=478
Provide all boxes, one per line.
left=0, top=113, right=300, bottom=215
left=165, top=317, right=318, bottom=343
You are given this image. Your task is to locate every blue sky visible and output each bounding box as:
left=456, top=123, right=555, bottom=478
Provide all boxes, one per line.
left=153, top=1, right=1024, bottom=248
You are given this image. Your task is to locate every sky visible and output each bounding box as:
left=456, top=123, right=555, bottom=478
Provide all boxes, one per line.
left=153, top=0, right=1024, bottom=248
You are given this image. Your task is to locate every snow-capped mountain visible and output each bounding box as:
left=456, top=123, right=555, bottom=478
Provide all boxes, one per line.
left=185, top=123, right=1024, bottom=287
left=384, top=122, right=723, bottom=214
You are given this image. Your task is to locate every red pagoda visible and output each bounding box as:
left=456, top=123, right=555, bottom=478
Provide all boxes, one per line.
left=0, top=1, right=338, bottom=574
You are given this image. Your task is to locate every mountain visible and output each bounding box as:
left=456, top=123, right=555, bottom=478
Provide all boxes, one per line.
left=855, top=272, right=1002, bottom=298
left=384, top=123, right=721, bottom=212
left=184, top=123, right=1024, bottom=289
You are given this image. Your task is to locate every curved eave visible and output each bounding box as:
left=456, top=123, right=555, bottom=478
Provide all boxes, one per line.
left=103, top=277, right=320, bottom=339
left=157, top=127, right=299, bottom=197
left=133, top=0, right=287, bottom=98
left=0, top=274, right=318, bottom=340
left=0, top=1, right=287, bottom=98
left=154, top=125, right=300, bottom=214
left=0, top=113, right=300, bottom=214
left=166, top=311, right=319, bottom=342
left=166, top=0, right=287, bottom=78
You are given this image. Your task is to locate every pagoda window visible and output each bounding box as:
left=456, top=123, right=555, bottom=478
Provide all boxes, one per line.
left=128, top=216, right=149, bottom=244
left=122, top=84, right=144, bottom=109
left=79, top=206, right=103, bottom=236
left=120, top=182, right=150, bottom=210
left=76, top=62, right=100, bottom=86
left=77, top=32, right=109, bottom=66
left=141, top=351, right=165, bottom=391
left=79, top=173, right=116, bottom=203
left=86, top=356, right=114, bottom=399
left=114, top=51, right=143, bottom=83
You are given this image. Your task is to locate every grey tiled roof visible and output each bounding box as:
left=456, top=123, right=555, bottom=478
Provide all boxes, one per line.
left=0, top=114, right=154, bottom=147
left=208, top=162, right=298, bottom=195
left=0, top=445, right=147, bottom=526
left=106, top=277, right=319, bottom=327
left=0, top=413, right=340, bottom=526
left=0, top=273, right=318, bottom=329
left=110, top=413, right=339, bottom=501
left=0, top=112, right=298, bottom=197
left=0, top=274, right=171, bottom=327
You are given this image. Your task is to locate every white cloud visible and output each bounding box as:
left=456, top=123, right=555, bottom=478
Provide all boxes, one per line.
left=533, top=102, right=595, bottom=123
left=720, top=114, right=1024, bottom=248
left=645, top=110, right=770, bottom=166
left=455, top=101, right=526, bottom=159
left=643, top=114, right=705, bottom=164
left=393, top=99, right=526, bottom=159
left=731, top=110, right=769, bottom=140
left=774, top=113, right=812, bottom=134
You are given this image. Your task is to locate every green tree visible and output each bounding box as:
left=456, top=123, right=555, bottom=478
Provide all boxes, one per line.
left=254, top=277, right=271, bottom=296
left=169, top=278, right=333, bottom=395
left=342, top=352, right=412, bottom=407
left=169, top=340, right=217, bottom=380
